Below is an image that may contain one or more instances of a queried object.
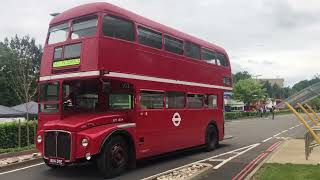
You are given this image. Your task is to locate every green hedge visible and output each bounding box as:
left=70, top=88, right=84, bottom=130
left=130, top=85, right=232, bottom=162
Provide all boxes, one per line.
left=0, top=121, right=37, bottom=149
left=225, top=109, right=292, bottom=120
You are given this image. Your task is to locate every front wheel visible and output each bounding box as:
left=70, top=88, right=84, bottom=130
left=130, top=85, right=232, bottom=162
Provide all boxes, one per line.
left=97, top=136, right=129, bottom=178
left=205, top=125, right=218, bottom=151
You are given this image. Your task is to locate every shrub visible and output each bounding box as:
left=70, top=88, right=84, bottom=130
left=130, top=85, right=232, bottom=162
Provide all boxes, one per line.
left=0, top=121, right=37, bottom=149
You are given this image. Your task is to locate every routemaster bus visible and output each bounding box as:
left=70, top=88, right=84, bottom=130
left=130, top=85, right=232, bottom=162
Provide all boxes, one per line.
left=36, top=2, right=232, bottom=178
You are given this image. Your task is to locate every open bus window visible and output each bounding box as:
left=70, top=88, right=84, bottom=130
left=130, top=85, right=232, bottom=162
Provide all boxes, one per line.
left=63, top=80, right=99, bottom=111
left=216, top=53, right=229, bottom=67
left=71, top=16, right=98, bottom=39
left=109, top=94, right=132, bottom=109
left=48, top=23, right=69, bottom=44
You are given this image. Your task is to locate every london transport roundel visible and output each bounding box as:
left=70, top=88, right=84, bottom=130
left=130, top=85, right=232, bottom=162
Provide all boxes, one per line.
left=172, top=112, right=182, bottom=127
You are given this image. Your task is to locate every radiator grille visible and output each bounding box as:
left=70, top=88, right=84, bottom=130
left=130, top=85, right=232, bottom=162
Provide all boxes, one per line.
left=44, top=131, right=71, bottom=160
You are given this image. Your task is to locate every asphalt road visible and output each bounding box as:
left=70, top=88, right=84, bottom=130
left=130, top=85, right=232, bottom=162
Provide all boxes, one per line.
left=0, top=114, right=308, bottom=180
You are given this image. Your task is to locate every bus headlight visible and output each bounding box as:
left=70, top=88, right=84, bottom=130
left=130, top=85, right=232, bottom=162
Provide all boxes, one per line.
left=81, top=138, right=89, bottom=147
left=37, top=135, right=42, bottom=143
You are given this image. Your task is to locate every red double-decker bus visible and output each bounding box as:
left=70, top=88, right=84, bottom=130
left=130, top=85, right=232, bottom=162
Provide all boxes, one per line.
left=36, top=2, right=232, bottom=178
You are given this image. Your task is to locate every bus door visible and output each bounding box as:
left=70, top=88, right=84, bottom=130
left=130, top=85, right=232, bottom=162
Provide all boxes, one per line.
left=135, top=90, right=172, bottom=157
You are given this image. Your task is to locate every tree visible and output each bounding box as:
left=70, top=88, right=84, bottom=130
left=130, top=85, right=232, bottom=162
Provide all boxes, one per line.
left=308, top=97, right=320, bottom=111
left=0, top=35, right=42, bottom=146
left=0, top=45, right=20, bottom=106
left=233, top=79, right=267, bottom=106
left=233, top=71, right=252, bottom=84
left=262, top=81, right=272, bottom=98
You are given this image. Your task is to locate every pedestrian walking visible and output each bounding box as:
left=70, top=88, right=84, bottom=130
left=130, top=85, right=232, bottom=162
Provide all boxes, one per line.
left=271, top=106, right=275, bottom=120
left=260, top=106, right=263, bottom=118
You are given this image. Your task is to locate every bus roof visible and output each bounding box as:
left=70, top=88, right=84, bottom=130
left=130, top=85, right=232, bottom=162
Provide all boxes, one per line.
left=50, top=2, right=227, bottom=53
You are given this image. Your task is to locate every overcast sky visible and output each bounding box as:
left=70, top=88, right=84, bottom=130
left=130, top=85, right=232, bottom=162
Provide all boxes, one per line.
left=1, top=0, right=319, bottom=86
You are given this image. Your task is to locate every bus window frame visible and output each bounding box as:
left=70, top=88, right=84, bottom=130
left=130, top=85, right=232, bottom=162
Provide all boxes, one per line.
left=139, top=89, right=165, bottom=110
left=186, top=93, right=205, bottom=109
left=165, top=91, right=186, bottom=110
left=102, top=13, right=136, bottom=42
left=38, top=81, right=62, bottom=114
left=101, top=12, right=137, bottom=44
left=163, top=34, right=184, bottom=56
left=46, top=21, right=71, bottom=45
left=70, top=14, right=99, bottom=40
left=201, top=47, right=230, bottom=68
left=136, top=24, right=164, bottom=50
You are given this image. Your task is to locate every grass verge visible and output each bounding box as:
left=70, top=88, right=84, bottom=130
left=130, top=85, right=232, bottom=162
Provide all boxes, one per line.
left=0, top=145, right=35, bottom=154
left=254, top=163, right=320, bottom=180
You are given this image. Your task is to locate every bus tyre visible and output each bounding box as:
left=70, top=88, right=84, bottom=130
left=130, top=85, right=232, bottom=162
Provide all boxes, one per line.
left=205, top=125, right=218, bottom=151
left=97, top=136, right=129, bottom=178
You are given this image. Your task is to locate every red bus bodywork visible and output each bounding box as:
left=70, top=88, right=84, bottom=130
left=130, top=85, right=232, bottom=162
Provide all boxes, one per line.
left=36, top=2, right=232, bottom=176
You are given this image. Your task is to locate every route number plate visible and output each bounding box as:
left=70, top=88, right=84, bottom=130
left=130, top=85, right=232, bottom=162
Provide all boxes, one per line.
left=49, top=158, right=65, bottom=166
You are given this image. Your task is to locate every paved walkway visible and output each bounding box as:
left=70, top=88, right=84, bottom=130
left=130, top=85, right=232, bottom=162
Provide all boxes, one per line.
left=268, top=139, right=320, bottom=164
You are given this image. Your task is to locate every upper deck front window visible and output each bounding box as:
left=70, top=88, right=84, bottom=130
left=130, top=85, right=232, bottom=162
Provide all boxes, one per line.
left=71, top=15, right=98, bottom=39
left=48, top=23, right=69, bottom=44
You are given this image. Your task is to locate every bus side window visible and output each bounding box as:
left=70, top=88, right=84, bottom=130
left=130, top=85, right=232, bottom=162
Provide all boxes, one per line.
left=216, top=53, right=229, bottom=67
left=202, top=48, right=216, bottom=64
left=185, top=41, right=200, bottom=60
left=187, top=94, right=204, bottom=108
left=166, top=92, right=185, bottom=109
left=164, top=35, right=184, bottom=55
left=140, top=91, right=164, bottom=109
left=205, top=95, right=217, bottom=108
left=103, top=15, right=135, bottom=41
left=138, top=26, right=162, bottom=49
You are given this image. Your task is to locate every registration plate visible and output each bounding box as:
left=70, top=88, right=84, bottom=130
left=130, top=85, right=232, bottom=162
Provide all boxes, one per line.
left=48, top=158, right=65, bottom=166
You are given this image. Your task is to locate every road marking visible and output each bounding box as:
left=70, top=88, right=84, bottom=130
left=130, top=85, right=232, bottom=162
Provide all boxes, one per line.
left=281, top=130, right=288, bottom=133
left=208, top=159, right=225, bottom=162
left=267, top=141, right=282, bottom=152
left=232, top=153, right=267, bottom=180
left=0, top=163, right=44, bottom=176
left=273, top=133, right=282, bottom=137
left=237, top=153, right=268, bottom=180
left=142, top=143, right=260, bottom=180
left=262, top=125, right=299, bottom=143
left=232, top=141, right=282, bottom=180
left=262, top=137, right=273, bottom=143
left=212, top=144, right=259, bottom=170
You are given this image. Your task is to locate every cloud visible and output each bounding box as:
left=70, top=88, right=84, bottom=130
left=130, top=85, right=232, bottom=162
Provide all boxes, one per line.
left=262, top=0, right=320, bottom=29
left=0, top=0, right=319, bottom=86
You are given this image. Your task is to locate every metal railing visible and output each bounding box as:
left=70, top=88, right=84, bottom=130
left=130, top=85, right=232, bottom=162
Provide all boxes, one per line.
left=285, top=102, right=320, bottom=160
